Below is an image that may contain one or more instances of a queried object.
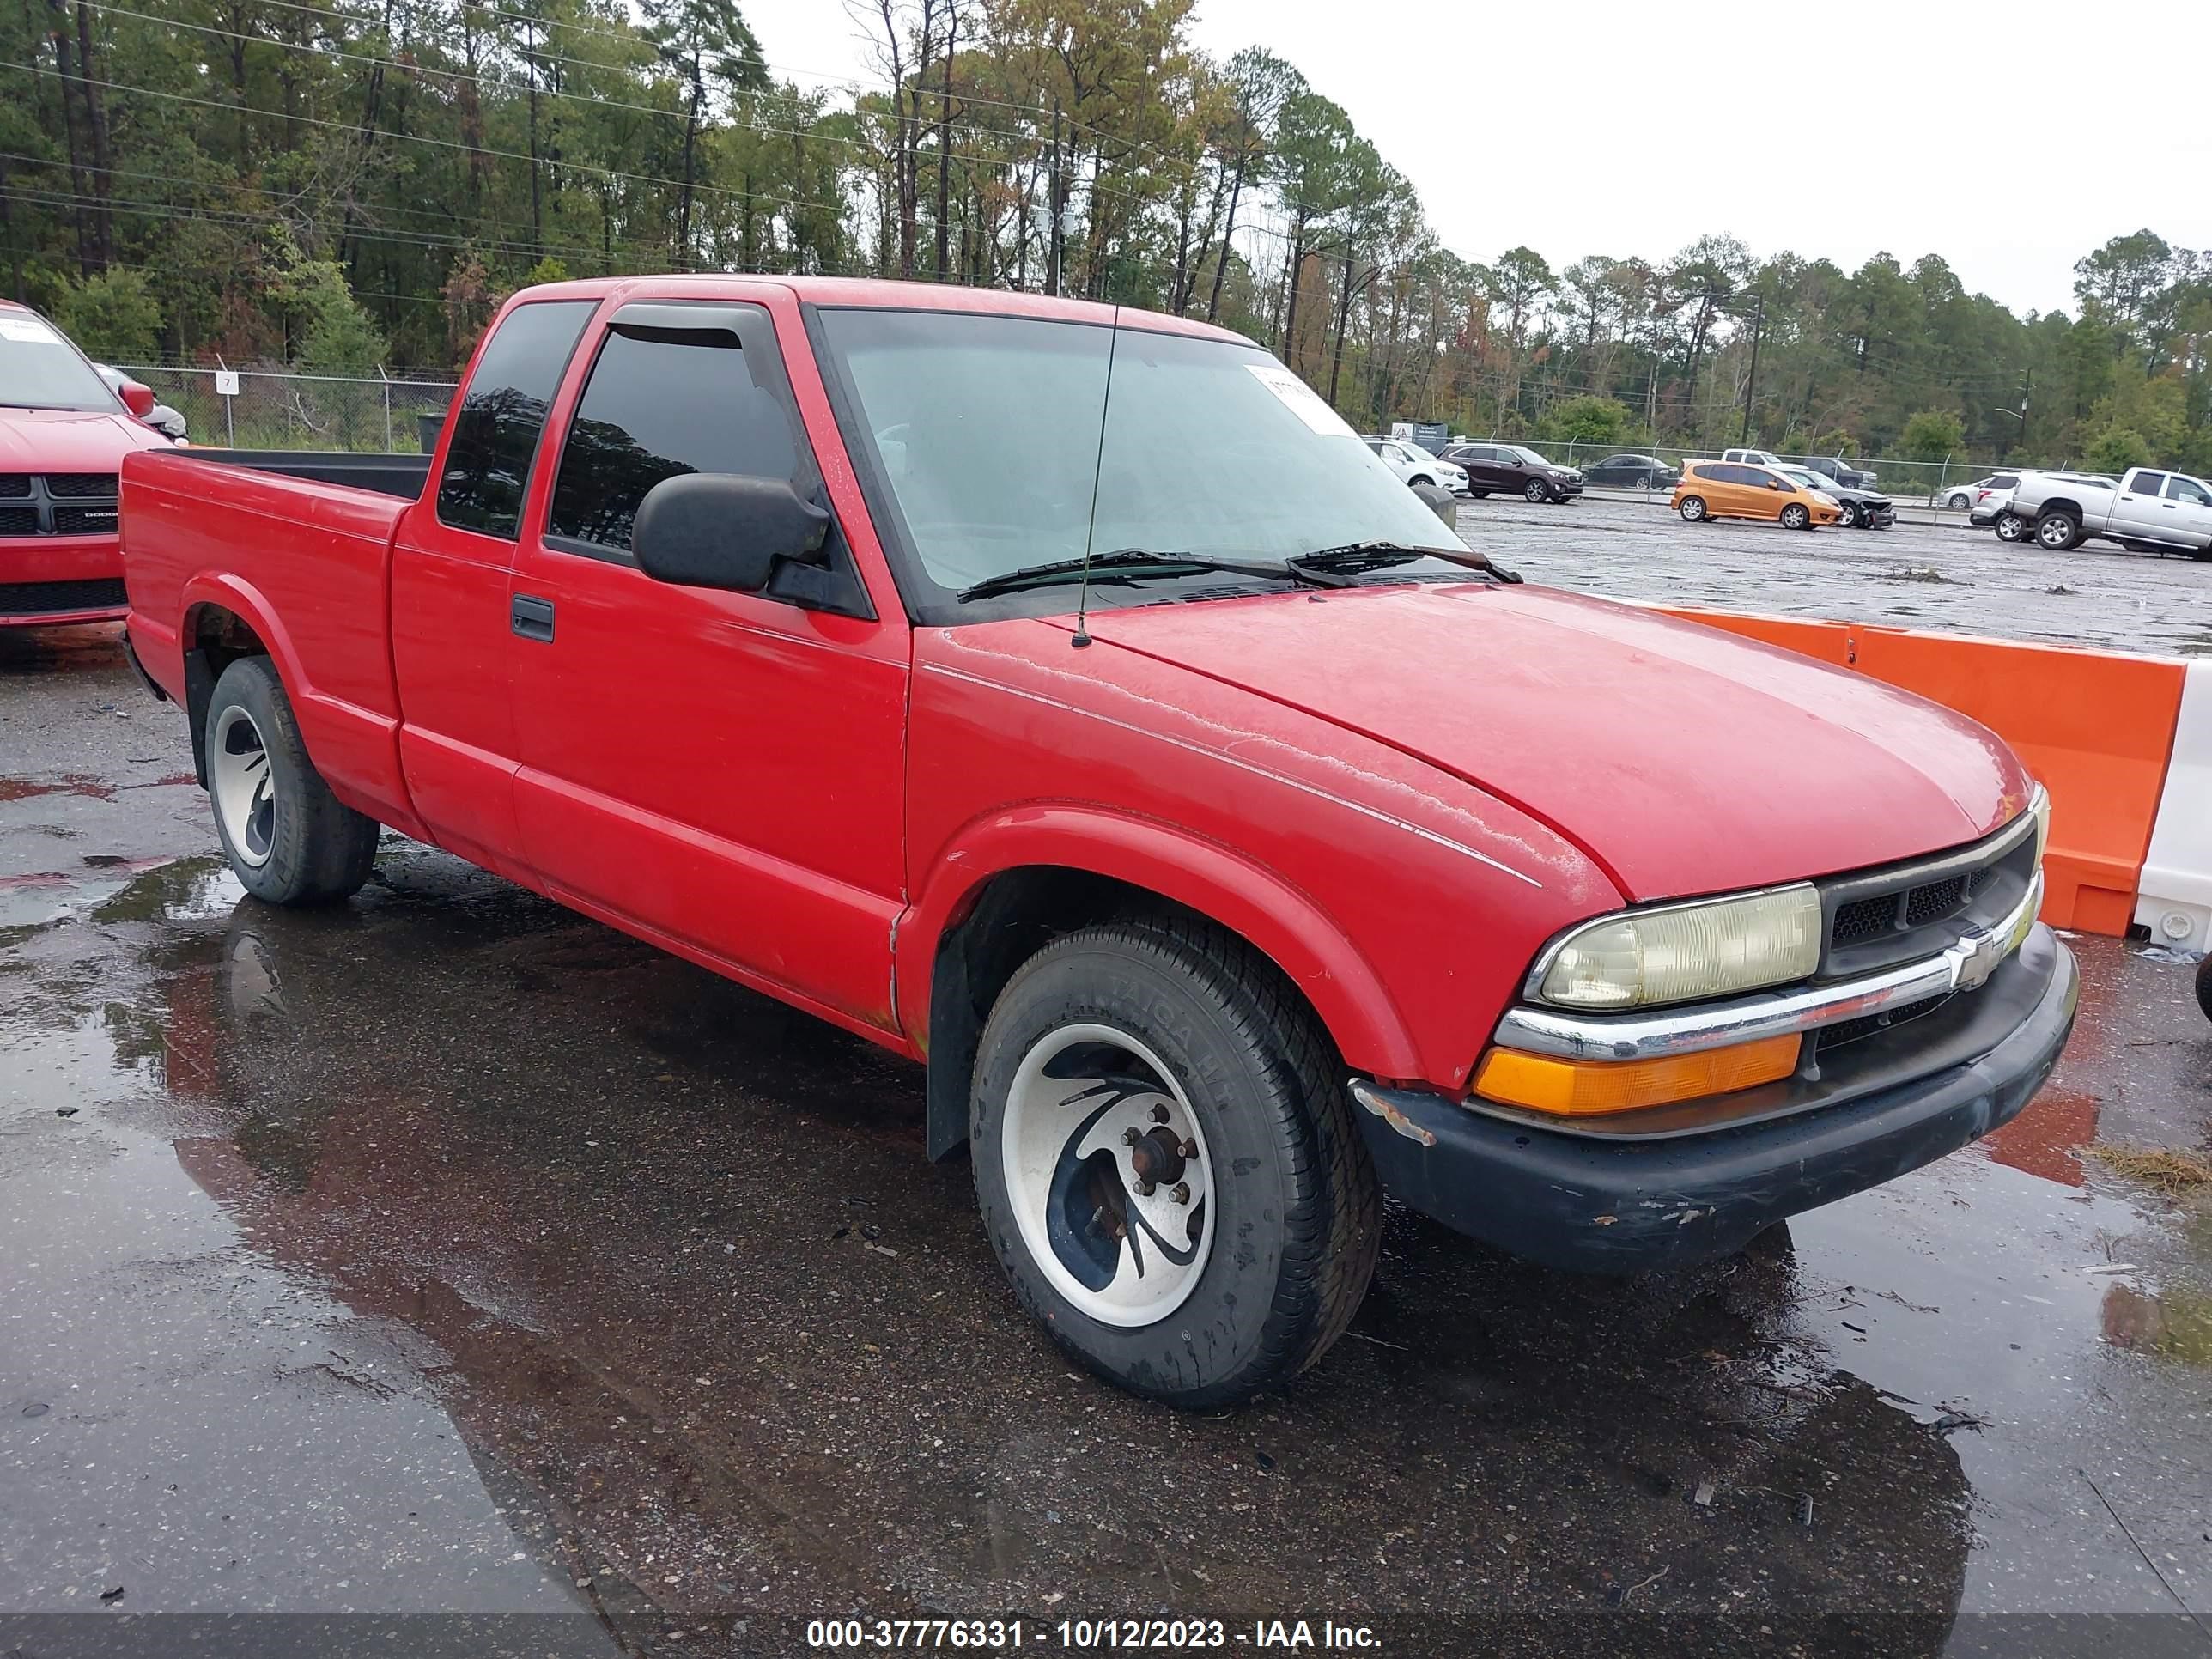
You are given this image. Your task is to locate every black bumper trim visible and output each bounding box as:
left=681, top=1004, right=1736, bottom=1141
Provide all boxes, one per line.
left=1355, top=928, right=2077, bottom=1273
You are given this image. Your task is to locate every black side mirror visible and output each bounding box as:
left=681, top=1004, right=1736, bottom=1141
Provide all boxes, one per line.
left=632, top=473, right=830, bottom=593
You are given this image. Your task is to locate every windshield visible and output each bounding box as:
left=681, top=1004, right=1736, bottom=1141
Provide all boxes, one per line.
left=817, top=308, right=1459, bottom=611
left=1506, top=446, right=1552, bottom=467
left=0, top=312, right=123, bottom=411
left=1781, top=468, right=1830, bottom=492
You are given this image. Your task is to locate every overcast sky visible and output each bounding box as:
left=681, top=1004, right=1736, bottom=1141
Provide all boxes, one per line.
left=738, top=0, right=2209, bottom=318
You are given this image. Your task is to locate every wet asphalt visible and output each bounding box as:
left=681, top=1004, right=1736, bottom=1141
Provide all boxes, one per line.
left=3, top=540, right=2211, bottom=1657
left=1462, top=490, right=2212, bottom=658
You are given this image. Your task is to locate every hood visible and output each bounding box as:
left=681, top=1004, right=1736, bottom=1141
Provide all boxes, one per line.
left=0, top=407, right=170, bottom=471
left=1076, top=582, right=2029, bottom=902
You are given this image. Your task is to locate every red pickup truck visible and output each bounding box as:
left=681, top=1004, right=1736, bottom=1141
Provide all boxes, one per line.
left=118, top=276, right=2076, bottom=1406
left=3, top=299, right=176, bottom=626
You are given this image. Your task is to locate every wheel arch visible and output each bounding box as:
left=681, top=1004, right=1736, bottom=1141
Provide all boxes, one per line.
left=901, top=810, right=1421, bottom=1163
left=178, top=577, right=304, bottom=789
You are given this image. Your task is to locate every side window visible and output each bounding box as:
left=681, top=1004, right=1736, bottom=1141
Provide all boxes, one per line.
left=1991, top=474, right=2019, bottom=489
left=2167, top=475, right=2212, bottom=507
left=435, top=300, right=595, bottom=539
left=546, top=322, right=799, bottom=556
left=2131, top=471, right=2169, bottom=497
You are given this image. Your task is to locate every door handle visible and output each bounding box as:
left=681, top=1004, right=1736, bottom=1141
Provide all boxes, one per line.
left=511, top=593, right=556, bottom=642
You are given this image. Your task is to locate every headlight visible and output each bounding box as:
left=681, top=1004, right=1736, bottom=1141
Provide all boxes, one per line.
left=1534, top=884, right=1823, bottom=1010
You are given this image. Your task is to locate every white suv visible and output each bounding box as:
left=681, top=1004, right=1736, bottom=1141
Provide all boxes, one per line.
left=1364, top=437, right=1467, bottom=494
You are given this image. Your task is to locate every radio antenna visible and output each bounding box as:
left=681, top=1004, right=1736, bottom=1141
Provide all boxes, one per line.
left=1070, top=307, right=1122, bottom=649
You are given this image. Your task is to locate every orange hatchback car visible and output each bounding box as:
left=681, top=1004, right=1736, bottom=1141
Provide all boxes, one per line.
left=1672, top=460, right=1842, bottom=530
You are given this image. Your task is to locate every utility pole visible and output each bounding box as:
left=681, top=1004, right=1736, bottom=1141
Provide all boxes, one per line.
left=1046, top=97, right=1062, bottom=297
left=1737, top=294, right=1765, bottom=447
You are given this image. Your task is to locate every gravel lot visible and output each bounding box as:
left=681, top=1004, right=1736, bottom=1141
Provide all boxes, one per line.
left=1455, top=489, right=2212, bottom=658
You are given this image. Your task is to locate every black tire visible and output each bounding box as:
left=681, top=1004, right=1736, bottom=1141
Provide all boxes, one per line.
left=1467, top=489, right=1490, bottom=499
left=1679, top=495, right=1709, bottom=522
left=1836, top=501, right=1862, bottom=529
left=1408, top=474, right=1433, bottom=489
left=204, top=656, right=380, bottom=906
left=1523, top=477, right=1550, bottom=504
left=2034, top=511, right=2083, bottom=551
left=1782, top=502, right=1812, bottom=531
left=2197, top=955, right=2212, bottom=1021
left=971, top=915, right=1381, bottom=1408
left=1994, top=511, right=2027, bottom=543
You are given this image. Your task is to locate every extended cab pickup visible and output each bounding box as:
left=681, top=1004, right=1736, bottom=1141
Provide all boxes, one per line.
left=2001, top=465, right=2212, bottom=559
left=119, top=276, right=2078, bottom=1407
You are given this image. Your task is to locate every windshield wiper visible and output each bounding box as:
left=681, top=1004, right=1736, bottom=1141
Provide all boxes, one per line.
left=957, top=548, right=1350, bottom=603
left=1291, top=541, right=1522, bottom=584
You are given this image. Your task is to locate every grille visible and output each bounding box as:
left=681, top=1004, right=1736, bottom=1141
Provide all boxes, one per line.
left=0, top=506, right=37, bottom=537
left=0, top=474, right=29, bottom=498
left=0, top=578, right=128, bottom=616
left=1905, top=873, right=1972, bottom=927
left=52, top=504, right=119, bottom=535
left=1815, top=994, right=1946, bottom=1053
left=1831, top=872, right=1977, bottom=946
left=44, top=471, right=118, bottom=499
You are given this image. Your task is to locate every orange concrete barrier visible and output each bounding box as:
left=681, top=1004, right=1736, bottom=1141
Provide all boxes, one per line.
left=1657, top=608, right=2189, bottom=937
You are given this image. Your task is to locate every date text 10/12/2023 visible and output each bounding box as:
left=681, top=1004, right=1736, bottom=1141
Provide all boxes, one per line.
left=805, top=1618, right=1384, bottom=1650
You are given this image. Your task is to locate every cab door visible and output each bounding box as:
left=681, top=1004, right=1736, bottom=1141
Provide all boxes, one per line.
left=507, top=298, right=909, bottom=1036
left=389, top=297, right=597, bottom=880
left=2112, top=471, right=2171, bottom=539
left=2164, top=472, right=2212, bottom=548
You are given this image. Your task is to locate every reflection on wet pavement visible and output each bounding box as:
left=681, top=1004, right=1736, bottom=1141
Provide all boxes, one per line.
left=5, top=636, right=2212, bottom=1655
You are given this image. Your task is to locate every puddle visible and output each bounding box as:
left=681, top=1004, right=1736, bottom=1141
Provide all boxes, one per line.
left=0, top=854, right=237, bottom=931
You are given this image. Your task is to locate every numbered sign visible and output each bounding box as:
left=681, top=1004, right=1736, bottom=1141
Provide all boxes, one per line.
left=214, top=370, right=240, bottom=397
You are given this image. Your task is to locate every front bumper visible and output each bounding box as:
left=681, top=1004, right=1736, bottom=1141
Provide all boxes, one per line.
left=1352, top=925, right=2078, bottom=1273
left=1, top=536, right=128, bottom=627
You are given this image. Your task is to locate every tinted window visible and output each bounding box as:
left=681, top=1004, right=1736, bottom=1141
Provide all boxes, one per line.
left=435, top=301, right=594, bottom=538
left=2167, top=475, right=2212, bottom=507
left=545, top=325, right=799, bottom=555
left=1991, top=474, right=2019, bottom=489
left=2132, top=471, right=2169, bottom=496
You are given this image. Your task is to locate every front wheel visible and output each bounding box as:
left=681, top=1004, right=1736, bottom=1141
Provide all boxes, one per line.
left=1679, top=495, right=1709, bottom=522
left=1523, top=477, right=1550, bottom=503
left=1836, top=501, right=1862, bottom=529
left=972, top=916, right=1380, bottom=1408
left=1782, top=502, right=1812, bottom=530
left=1994, top=511, right=2027, bottom=543
left=1409, top=475, right=1433, bottom=489
left=204, top=656, right=380, bottom=906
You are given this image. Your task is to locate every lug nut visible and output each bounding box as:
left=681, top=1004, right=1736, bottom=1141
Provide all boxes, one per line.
left=1169, top=1182, right=1190, bottom=1206
left=1179, top=1138, right=1199, bottom=1160
left=1152, top=1103, right=1171, bottom=1125
left=1122, top=1127, right=1141, bottom=1146
left=1133, top=1176, right=1157, bottom=1197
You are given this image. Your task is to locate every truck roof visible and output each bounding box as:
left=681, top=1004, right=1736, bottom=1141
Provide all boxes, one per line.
left=495, top=274, right=1255, bottom=347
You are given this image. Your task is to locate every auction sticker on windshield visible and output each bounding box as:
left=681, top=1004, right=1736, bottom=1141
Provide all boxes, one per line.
left=1246, top=362, right=1359, bottom=437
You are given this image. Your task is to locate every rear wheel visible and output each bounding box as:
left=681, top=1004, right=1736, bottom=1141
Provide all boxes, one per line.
left=2197, top=955, right=2212, bottom=1020
left=1523, top=477, right=1550, bottom=504
left=2035, top=511, right=2083, bottom=551
left=1679, top=495, right=1709, bottom=522
left=1467, top=489, right=1491, bottom=499
left=1947, top=490, right=1972, bottom=510
left=1782, top=502, right=1812, bottom=530
left=205, top=656, right=380, bottom=907
left=972, top=915, right=1380, bottom=1408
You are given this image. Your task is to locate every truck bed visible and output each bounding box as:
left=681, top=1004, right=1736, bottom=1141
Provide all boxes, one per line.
left=120, top=444, right=423, bottom=837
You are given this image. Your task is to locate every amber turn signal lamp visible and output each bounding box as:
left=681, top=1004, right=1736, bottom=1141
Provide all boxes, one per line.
left=1471, top=1034, right=1802, bottom=1117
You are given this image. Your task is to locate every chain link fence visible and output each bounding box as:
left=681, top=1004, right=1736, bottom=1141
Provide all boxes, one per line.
left=112, top=366, right=459, bottom=454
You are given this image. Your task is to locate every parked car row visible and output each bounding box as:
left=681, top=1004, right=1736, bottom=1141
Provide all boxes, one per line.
left=1668, top=459, right=1892, bottom=531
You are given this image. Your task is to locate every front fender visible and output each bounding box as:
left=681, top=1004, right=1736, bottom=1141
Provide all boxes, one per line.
left=897, top=803, right=1425, bottom=1082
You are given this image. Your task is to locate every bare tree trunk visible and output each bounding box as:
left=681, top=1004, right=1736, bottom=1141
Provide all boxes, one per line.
left=1206, top=156, right=1247, bottom=323
left=933, top=6, right=957, bottom=281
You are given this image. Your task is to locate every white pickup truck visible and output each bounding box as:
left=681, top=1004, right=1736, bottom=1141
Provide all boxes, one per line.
left=2000, top=465, right=2212, bottom=559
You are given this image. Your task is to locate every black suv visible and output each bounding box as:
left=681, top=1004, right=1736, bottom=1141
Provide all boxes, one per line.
left=1798, top=455, right=1877, bottom=491
left=1440, top=442, right=1584, bottom=503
